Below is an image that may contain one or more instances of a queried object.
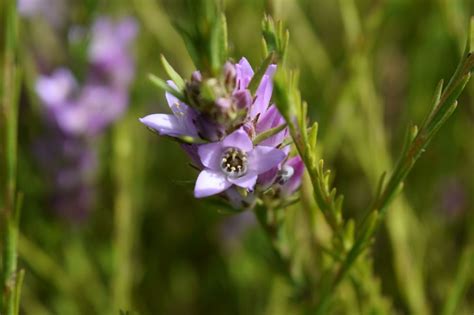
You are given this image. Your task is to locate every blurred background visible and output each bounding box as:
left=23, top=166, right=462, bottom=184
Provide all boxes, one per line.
left=0, top=0, right=473, bottom=314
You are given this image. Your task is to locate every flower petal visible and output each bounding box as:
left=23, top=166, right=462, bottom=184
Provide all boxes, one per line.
left=139, top=114, right=188, bottom=136
left=251, top=75, right=273, bottom=119
left=194, top=169, right=232, bottom=198
left=164, top=81, right=198, bottom=137
left=265, top=64, right=277, bottom=78
left=198, top=142, right=223, bottom=170
left=227, top=172, right=258, bottom=190
left=36, top=68, right=77, bottom=106
left=223, top=128, right=253, bottom=152
left=281, top=156, right=305, bottom=196
left=235, top=57, right=254, bottom=90
left=248, top=146, right=286, bottom=174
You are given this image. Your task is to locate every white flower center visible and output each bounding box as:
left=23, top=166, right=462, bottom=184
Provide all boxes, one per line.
left=220, top=147, right=248, bottom=178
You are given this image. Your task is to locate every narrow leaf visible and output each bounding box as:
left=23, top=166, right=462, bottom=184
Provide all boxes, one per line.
left=248, top=53, right=275, bottom=93
left=160, top=55, right=185, bottom=90
left=253, top=123, right=287, bottom=145
left=148, top=73, right=186, bottom=102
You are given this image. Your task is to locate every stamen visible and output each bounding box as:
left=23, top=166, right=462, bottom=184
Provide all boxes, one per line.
left=220, top=147, right=248, bottom=178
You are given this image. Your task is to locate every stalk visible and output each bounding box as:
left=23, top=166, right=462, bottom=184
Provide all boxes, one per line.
left=315, top=18, right=474, bottom=313
left=1, top=1, right=23, bottom=314
left=112, top=114, right=143, bottom=313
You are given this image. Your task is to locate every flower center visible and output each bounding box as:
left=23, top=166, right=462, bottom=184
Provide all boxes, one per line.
left=220, top=147, right=248, bottom=178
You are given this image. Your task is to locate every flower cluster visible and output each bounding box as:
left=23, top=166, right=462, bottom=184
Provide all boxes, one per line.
left=34, top=17, right=137, bottom=219
left=141, top=58, right=303, bottom=208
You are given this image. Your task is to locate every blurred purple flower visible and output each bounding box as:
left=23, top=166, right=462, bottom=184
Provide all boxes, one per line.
left=194, top=128, right=286, bottom=198
left=36, top=68, right=77, bottom=108
left=35, top=17, right=137, bottom=136
left=33, top=16, right=137, bottom=221
left=17, top=0, right=46, bottom=17
left=17, top=0, right=68, bottom=28
left=89, top=17, right=138, bottom=88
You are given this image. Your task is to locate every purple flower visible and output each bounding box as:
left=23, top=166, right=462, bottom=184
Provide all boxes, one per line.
left=32, top=16, right=137, bottom=221
left=56, top=85, right=128, bottom=136
left=18, top=0, right=47, bottom=17
left=140, top=84, right=199, bottom=138
left=18, top=0, right=68, bottom=28
left=36, top=68, right=77, bottom=108
left=88, top=17, right=138, bottom=89
left=140, top=57, right=303, bottom=205
left=35, top=17, right=137, bottom=137
left=194, top=128, right=286, bottom=198
left=36, top=72, right=128, bottom=136
left=233, top=57, right=276, bottom=118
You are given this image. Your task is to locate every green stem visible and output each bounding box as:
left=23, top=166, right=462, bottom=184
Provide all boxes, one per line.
left=112, top=115, right=142, bottom=313
left=441, top=245, right=474, bottom=315
left=329, top=22, right=474, bottom=313
left=1, top=1, right=21, bottom=314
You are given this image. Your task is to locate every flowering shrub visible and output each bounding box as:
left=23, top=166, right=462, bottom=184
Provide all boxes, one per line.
left=1, top=1, right=473, bottom=315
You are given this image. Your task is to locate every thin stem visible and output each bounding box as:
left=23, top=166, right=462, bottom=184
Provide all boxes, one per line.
left=1, top=1, right=21, bottom=314
left=112, top=113, right=145, bottom=313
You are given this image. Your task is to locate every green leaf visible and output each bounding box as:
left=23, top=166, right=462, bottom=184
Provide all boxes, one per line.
left=253, top=123, right=287, bottom=145
left=148, top=73, right=186, bottom=102
left=248, top=53, right=275, bottom=93
left=160, top=55, right=185, bottom=90
left=308, top=122, right=319, bottom=151
left=262, top=15, right=289, bottom=65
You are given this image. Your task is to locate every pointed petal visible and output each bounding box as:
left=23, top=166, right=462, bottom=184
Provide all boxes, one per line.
left=251, top=74, right=273, bottom=118
left=164, top=81, right=198, bottom=137
left=235, top=57, right=254, bottom=89
left=265, top=64, right=277, bottom=78
left=223, top=128, right=253, bottom=152
left=248, top=146, right=286, bottom=174
left=256, top=105, right=280, bottom=132
left=198, top=142, right=223, bottom=170
left=139, top=114, right=187, bottom=136
left=194, top=169, right=231, bottom=198
left=227, top=172, right=258, bottom=190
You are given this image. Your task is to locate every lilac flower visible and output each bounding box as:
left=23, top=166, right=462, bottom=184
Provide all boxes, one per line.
left=35, top=17, right=137, bottom=137
left=36, top=68, right=77, bottom=109
left=88, top=17, right=138, bottom=89
left=36, top=72, right=128, bottom=136
left=140, top=85, right=198, bottom=138
left=58, top=86, right=127, bottom=136
left=18, top=0, right=68, bottom=28
left=32, top=16, right=137, bottom=221
left=18, top=0, right=47, bottom=18
left=141, top=57, right=302, bottom=206
left=194, top=128, right=286, bottom=198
